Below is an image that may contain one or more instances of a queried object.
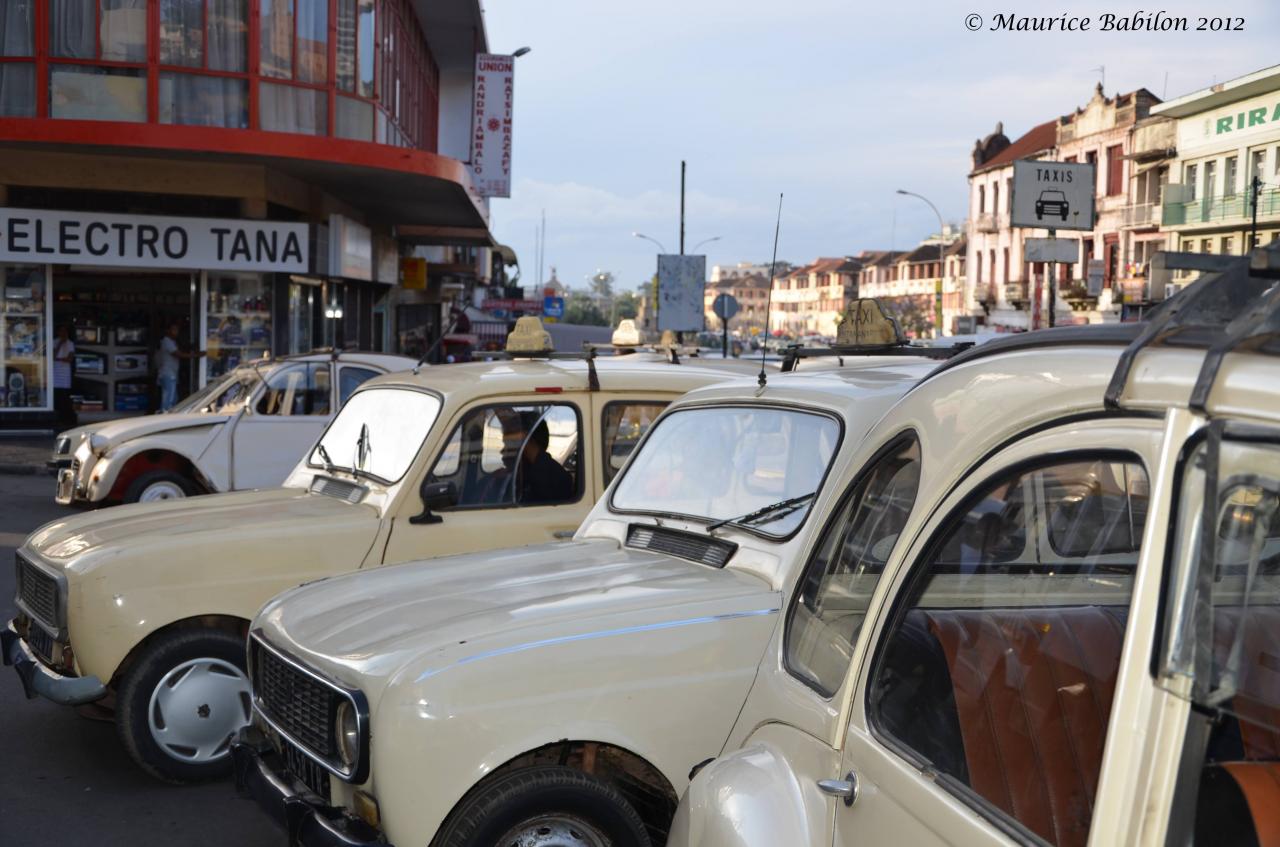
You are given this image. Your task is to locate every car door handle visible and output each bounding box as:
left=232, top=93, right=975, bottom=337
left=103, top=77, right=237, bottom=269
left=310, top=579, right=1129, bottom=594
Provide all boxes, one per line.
left=552, top=530, right=576, bottom=539
left=817, top=772, right=859, bottom=807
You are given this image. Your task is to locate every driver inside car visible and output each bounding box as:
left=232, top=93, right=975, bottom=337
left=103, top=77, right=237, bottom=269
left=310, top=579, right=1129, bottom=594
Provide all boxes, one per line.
left=518, top=419, right=574, bottom=504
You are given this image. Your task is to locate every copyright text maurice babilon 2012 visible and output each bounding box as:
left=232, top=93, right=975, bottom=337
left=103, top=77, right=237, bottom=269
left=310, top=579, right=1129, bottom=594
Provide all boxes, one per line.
left=967, top=12, right=1245, bottom=32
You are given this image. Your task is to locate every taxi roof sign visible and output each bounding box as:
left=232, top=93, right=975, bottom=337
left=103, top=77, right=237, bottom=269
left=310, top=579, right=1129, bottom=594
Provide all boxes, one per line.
left=505, top=316, right=554, bottom=356
left=612, top=319, right=642, bottom=347
left=835, top=299, right=906, bottom=348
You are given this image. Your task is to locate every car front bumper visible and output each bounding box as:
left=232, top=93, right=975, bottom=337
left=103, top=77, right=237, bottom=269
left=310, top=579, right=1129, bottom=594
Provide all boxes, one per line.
left=1, top=620, right=106, bottom=706
left=232, top=727, right=390, bottom=847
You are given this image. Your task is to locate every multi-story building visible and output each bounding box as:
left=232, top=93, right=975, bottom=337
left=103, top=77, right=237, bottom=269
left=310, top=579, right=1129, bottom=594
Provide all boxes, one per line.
left=1154, top=64, right=1280, bottom=284
left=702, top=272, right=770, bottom=337
left=1115, top=115, right=1176, bottom=313
left=767, top=256, right=861, bottom=339
left=966, top=120, right=1058, bottom=331
left=710, top=261, right=786, bottom=283
left=0, top=0, right=500, bottom=426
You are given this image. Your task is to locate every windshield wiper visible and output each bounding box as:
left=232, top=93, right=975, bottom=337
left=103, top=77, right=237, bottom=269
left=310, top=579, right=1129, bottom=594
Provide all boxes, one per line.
left=316, top=443, right=339, bottom=474
left=356, top=423, right=372, bottom=472
left=707, top=491, right=817, bottom=533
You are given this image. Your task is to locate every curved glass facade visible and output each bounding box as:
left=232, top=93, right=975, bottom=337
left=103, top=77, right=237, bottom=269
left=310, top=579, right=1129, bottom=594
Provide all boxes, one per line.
left=0, top=0, right=438, bottom=150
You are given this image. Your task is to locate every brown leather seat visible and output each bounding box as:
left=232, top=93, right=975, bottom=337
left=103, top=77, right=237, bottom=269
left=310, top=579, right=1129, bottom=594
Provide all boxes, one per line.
left=1212, top=606, right=1280, bottom=760
left=921, top=607, right=1127, bottom=847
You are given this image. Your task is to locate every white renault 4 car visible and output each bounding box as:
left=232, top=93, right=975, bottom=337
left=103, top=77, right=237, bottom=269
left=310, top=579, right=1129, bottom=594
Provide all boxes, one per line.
left=4, top=320, right=736, bottom=784
left=53, top=351, right=414, bottom=505
left=229, top=303, right=974, bottom=847
left=671, top=250, right=1280, bottom=847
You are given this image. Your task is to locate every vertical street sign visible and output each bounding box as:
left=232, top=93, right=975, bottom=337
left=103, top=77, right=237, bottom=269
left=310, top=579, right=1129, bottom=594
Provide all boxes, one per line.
left=656, top=255, right=706, bottom=332
left=1012, top=159, right=1097, bottom=328
left=471, top=54, right=515, bottom=198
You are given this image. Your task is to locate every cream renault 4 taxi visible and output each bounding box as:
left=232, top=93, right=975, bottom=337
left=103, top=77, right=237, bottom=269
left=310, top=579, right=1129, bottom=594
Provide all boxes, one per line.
left=228, top=304, right=969, bottom=847
left=3, top=320, right=736, bottom=784
left=671, top=250, right=1280, bottom=847
left=54, top=351, right=415, bottom=506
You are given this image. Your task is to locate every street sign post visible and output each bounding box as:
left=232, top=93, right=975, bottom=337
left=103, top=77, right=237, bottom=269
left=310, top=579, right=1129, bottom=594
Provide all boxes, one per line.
left=1087, top=259, right=1105, bottom=296
left=712, top=293, right=740, bottom=357
left=1011, top=159, right=1097, bottom=328
left=656, top=254, right=706, bottom=332
left=543, top=296, right=565, bottom=321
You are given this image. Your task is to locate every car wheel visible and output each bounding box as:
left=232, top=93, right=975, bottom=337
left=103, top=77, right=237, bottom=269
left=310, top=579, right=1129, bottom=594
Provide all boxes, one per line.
left=435, top=766, right=652, bottom=847
left=124, top=469, right=196, bottom=504
left=115, top=628, right=251, bottom=783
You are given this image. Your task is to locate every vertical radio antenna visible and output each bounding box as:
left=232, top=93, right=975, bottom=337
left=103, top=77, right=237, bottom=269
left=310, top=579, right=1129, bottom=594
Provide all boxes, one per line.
left=759, top=193, right=784, bottom=388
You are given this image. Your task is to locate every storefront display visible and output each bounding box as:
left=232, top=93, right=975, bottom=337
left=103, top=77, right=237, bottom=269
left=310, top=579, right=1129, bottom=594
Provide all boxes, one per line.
left=207, top=273, right=272, bottom=377
left=0, top=265, right=49, bottom=409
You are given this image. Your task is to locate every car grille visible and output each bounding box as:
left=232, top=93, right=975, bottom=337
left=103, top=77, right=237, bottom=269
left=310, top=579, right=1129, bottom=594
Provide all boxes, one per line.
left=15, top=554, right=59, bottom=629
left=251, top=639, right=338, bottom=760
left=282, top=736, right=332, bottom=799
left=627, top=525, right=737, bottom=568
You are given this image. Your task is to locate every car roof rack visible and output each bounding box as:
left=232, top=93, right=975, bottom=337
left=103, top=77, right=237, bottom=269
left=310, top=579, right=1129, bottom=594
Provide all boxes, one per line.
left=780, top=299, right=974, bottom=372
left=1105, top=243, right=1280, bottom=410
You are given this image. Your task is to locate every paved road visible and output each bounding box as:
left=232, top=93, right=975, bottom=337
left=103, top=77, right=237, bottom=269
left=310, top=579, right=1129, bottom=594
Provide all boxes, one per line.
left=0, top=475, right=278, bottom=846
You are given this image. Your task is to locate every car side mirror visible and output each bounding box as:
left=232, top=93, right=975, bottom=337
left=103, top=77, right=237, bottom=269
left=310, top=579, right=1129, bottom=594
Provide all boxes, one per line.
left=410, top=480, right=457, bottom=525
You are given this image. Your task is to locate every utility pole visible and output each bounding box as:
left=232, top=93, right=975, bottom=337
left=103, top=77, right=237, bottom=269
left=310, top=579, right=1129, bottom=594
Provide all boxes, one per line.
left=1047, top=227, right=1057, bottom=329
left=1249, top=175, right=1262, bottom=252
left=679, top=160, right=686, bottom=255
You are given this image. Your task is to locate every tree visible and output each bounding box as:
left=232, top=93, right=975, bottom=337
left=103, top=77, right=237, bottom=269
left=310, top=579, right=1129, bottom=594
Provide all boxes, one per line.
left=613, top=291, right=639, bottom=321
left=588, top=271, right=615, bottom=301
left=564, top=291, right=608, bottom=326
left=881, top=295, right=934, bottom=339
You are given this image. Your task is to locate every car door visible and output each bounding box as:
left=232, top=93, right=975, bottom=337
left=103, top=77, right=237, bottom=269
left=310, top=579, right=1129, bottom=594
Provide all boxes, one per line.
left=830, top=421, right=1161, bottom=847
left=380, top=397, right=590, bottom=563
left=232, top=362, right=332, bottom=489
left=593, top=397, right=672, bottom=496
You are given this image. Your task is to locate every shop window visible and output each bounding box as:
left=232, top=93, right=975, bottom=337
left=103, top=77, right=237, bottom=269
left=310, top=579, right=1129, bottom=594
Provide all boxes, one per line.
left=428, top=404, right=582, bottom=508
left=207, top=273, right=271, bottom=378
left=870, top=457, right=1149, bottom=847
left=50, top=65, right=146, bottom=122
left=159, top=73, right=247, bottom=128
left=1, top=265, right=48, bottom=410
left=160, top=0, right=247, bottom=72
left=259, top=80, right=326, bottom=135
left=601, top=402, right=667, bottom=485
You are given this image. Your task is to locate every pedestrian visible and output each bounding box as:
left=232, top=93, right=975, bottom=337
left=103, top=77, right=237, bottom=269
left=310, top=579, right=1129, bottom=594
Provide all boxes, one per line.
left=157, top=323, right=205, bottom=412
left=52, top=324, right=76, bottom=427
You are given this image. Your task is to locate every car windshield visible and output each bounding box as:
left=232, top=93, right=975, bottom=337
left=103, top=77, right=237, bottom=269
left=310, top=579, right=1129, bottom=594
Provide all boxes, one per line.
left=307, top=387, right=442, bottom=484
left=171, top=367, right=262, bottom=414
left=611, top=405, right=841, bottom=537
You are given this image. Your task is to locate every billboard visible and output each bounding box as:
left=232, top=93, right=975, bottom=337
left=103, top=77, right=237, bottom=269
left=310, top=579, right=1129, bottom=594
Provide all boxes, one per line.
left=471, top=54, right=515, bottom=198
left=656, top=254, right=706, bottom=332
left=1011, top=159, right=1096, bottom=232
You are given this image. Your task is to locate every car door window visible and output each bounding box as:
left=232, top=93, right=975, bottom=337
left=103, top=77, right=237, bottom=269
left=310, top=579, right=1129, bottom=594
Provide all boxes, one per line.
left=256, top=363, right=331, bottom=416
left=427, top=403, right=582, bottom=508
left=785, top=436, right=922, bottom=696
left=869, top=456, right=1149, bottom=847
left=339, top=366, right=380, bottom=407
left=1159, top=432, right=1280, bottom=846
left=602, top=402, right=667, bottom=484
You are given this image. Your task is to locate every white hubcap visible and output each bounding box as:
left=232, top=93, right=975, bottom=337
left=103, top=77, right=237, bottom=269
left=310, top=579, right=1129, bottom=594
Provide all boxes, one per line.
left=497, top=814, right=611, bottom=847
left=139, top=481, right=186, bottom=502
left=147, top=658, right=251, bottom=763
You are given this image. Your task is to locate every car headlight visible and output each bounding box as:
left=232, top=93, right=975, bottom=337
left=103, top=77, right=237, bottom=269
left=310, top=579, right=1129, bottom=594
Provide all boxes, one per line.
left=335, top=700, right=360, bottom=769
left=88, top=433, right=110, bottom=454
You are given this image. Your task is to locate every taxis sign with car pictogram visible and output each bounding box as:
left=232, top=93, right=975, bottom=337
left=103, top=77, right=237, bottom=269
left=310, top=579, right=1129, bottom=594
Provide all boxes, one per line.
left=1011, top=159, right=1096, bottom=231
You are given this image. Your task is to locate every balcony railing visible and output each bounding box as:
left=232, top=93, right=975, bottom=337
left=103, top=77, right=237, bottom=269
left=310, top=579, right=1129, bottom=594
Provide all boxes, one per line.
left=1121, top=203, right=1157, bottom=228
left=973, top=213, right=1004, bottom=233
left=1163, top=189, right=1280, bottom=227
left=1004, top=281, right=1029, bottom=303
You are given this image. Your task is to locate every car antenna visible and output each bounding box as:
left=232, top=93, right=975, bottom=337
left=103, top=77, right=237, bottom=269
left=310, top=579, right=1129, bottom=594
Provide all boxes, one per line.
left=759, top=193, right=784, bottom=388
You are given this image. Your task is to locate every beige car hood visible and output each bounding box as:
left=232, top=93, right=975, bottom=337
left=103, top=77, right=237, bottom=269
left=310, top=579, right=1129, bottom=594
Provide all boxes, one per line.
left=77, top=412, right=231, bottom=449
left=26, top=488, right=379, bottom=573
left=256, top=538, right=779, bottom=692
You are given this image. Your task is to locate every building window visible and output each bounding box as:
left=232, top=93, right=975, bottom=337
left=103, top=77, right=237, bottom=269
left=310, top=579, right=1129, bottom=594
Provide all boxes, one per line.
left=160, top=0, right=248, bottom=72
left=0, top=1, right=35, bottom=117
left=50, top=64, right=146, bottom=121
left=1106, top=144, right=1124, bottom=196
left=159, top=72, right=247, bottom=127
left=50, top=0, right=146, bottom=61
left=1002, top=247, right=1009, bottom=285
left=1086, top=149, right=1098, bottom=193
left=978, top=185, right=985, bottom=213
left=1224, top=156, right=1238, bottom=198
left=260, top=80, right=326, bottom=134
left=992, top=184, right=1000, bottom=217
left=1221, top=236, right=1233, bottom=255
left=1185, top=163, right=1198, bottom=201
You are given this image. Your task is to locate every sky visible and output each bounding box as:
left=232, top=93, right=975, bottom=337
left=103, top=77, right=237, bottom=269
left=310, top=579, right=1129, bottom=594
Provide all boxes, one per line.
left=481, top=0, right=1278, bottom=293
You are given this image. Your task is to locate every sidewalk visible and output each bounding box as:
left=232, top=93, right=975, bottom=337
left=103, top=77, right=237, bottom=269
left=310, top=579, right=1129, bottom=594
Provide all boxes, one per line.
left=0, top=438, right=54, bottom=476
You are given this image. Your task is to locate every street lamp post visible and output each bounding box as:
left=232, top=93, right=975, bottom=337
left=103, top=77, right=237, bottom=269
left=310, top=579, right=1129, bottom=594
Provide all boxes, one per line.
left=632, top=232, right=668, bottom=254
left=690, top=236, right=721, bottom=253
left=897, top=189, right=947, bottom=338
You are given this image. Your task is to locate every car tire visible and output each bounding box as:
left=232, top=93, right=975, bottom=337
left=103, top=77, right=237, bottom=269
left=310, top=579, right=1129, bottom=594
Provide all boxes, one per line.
left=123, top=469, right=196, bottom=504
left=115, top=627, right=252, bottom=784
left=435, top=766, right=652, bottom=847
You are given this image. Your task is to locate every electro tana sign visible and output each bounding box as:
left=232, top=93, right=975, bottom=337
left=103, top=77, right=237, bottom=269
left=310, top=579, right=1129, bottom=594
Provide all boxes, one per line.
left=0, top=208, right=309, bottom=272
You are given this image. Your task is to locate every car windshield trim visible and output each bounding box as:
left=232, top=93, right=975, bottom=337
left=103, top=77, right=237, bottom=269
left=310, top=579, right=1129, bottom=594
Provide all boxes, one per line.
left=305, top=385, right=443, bottom=486
left=608, top=402, right=844, bottom=542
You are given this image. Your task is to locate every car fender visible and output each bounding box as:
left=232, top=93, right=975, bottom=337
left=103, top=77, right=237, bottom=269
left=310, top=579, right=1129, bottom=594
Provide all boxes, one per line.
left=87, top=425, right=227, bottom=500
left=668, top=723, right=840, bottom=847
left=369, top=598, right=782, bottom=846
